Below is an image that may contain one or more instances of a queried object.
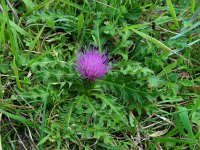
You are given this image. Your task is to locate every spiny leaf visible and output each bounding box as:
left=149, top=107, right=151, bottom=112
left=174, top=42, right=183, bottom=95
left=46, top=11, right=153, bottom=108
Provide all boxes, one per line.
left=93, top=94, right=121, bottom=115
left=97, top=78, right=156, bottom=105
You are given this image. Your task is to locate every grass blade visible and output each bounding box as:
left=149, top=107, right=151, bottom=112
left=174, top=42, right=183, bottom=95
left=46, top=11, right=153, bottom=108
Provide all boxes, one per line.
left=130, top=29, right=173, bottom=52
left=37, top=134, right=50, bottom=147
left=39, top=96, right=47, bottom=150
left=171, top=21, right=200, bottom=39
left=24, top=0, right=52, bottom=17
left=0, top=77, right=2, bottom=98
left=93, top=15, right=102, bottom=53
left=23, top=47, right=51, bottom=71
left=77, top=13, right=84, bottom=37
left=63, top=0, right=89, bottom=13
left=0, top=13, right=6, bottom=45
left=178, top=106, right=195, bottom=139
left=190, top=96, right=200, bottom=116
left=28, top=25, right=46, bottom=55
left=0, top=109, right=37, bottom=128
left=64, top=102, right=74, bottom=126
left=166, top=0, right=179, bottom=28
left=158, top=62, right=177, bottom=77
left=98, top=143, right=122, bottom=150
left=122, top=23, right=149, bottom=31
left=155, top=137, right=199, bottom=144
left=7, top=19, right=19, bottom=61
left=12, top=58, right=22, bottom=90
left=21, top=0, right=35, bottom=10
left=9, top=20, right=29, bottom=37
left=191, top=0, right=195, bottom=14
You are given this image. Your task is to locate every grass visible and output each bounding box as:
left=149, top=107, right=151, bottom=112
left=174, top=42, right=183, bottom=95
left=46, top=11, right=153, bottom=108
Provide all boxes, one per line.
left=0, top=0, right=200, bottom=149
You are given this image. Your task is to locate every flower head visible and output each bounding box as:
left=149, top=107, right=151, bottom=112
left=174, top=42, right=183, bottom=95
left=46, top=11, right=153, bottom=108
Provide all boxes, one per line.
left=76, top=47, right=110, bottom=80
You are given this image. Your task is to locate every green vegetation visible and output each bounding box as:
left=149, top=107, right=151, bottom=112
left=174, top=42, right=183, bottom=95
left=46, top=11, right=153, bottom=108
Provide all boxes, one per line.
left=0, top=0, right=200, bottom=149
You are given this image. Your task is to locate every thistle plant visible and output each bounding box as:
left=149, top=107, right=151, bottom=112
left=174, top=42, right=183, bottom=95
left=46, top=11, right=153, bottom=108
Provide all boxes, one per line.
left=76, top=47, right=110, bottom=81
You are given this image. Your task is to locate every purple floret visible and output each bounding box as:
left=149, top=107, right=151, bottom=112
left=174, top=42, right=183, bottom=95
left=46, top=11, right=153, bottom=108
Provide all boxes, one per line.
left=76, top=47, right=110, bottom=80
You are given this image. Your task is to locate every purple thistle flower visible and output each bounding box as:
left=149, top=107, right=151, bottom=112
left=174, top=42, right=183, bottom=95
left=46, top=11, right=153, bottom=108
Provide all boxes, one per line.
left=76, top=47, right=110, bottom=80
